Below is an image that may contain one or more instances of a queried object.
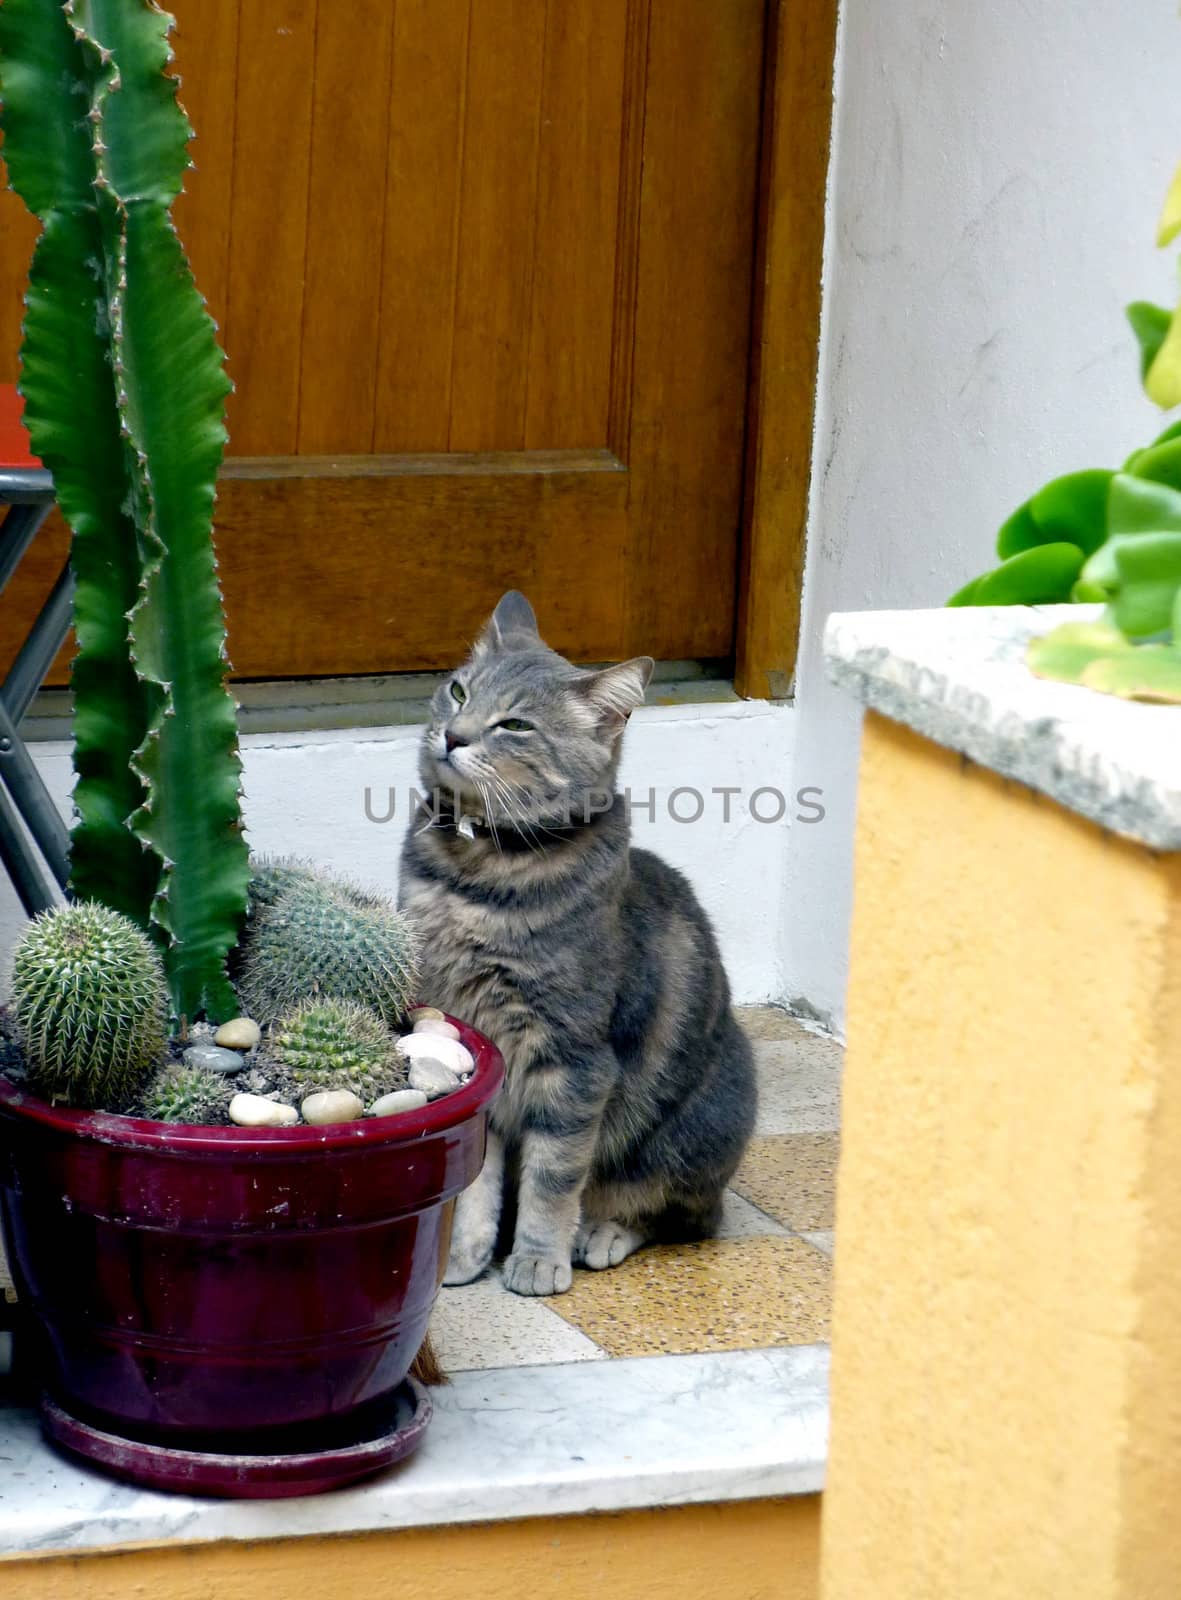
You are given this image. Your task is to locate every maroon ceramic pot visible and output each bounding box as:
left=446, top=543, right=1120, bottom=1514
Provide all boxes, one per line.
left=0, top=1017, right=501, bottom=1448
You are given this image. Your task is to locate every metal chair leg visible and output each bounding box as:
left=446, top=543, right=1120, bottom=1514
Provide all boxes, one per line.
left=0, top=695, right=69, bottom=889
left=0, top=499, right=52, bottom=592
left=5, top=561, right=74, bottom=724
left=0, top=780, right=59, bottom=916
left=0, top=462, right=67, bottom=910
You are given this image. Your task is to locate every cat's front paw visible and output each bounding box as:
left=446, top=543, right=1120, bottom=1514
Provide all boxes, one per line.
left=502, top=1252, right=573, bottom=1297
left=573, top=1220, right=647, bottom=1270
left=443, top=1227, right=497, bottom=1286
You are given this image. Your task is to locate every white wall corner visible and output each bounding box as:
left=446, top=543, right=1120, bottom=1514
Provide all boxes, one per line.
left=781, top=0, right=1179, bottom=1034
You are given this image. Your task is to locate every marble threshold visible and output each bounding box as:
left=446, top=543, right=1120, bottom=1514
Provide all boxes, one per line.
left=0, top=1345, right=828, bottom=1558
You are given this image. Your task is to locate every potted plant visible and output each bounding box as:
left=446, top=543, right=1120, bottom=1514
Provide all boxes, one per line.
left=0, top=0, right=502, bottom=1497
left=949, top=159, right=1181, bottom=703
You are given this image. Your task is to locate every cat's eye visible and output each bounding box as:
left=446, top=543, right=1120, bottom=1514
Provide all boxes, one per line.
left=449, top=680, right=467, bottom=704
left=498, top=718, right=534, bottom=733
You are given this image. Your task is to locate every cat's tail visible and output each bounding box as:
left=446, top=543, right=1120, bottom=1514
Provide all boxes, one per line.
left=410, top=1331, right=447, bottom=1386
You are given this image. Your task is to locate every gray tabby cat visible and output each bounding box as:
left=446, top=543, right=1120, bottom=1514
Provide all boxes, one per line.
left=399, top=592, right=756, bottom=1297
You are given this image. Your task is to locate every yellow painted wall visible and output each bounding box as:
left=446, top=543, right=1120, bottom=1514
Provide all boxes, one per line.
left=821, top=713, right=1181, bottom=1600
left=1, top=1496, right=819, bottom=1600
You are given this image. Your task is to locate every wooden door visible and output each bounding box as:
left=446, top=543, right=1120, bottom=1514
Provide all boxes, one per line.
left=0, top=1, right=807, bottom=682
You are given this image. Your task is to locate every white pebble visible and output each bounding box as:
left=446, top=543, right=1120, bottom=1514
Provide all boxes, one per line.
left=300, top=1089, right=364, bottom=1126
left=214, top=1017, right=262, bottom=1050
left=396, top=1032, right=474, bottom=1076
left=369, top=1088, right=430, bottom=1118
left=229, top=1093, right=299, bottom=1128
left=412, top=1017, right=460, bottom=1042
left=408, top=1058, right=461, bottom=1098
left=407, top=1005, right=445, bottom=1023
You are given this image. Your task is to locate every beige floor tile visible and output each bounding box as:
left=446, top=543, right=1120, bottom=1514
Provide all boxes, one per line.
left=732, top=1133, right=839, bottom=1231
left=431, top=1273, right=608, bottom=1372
left=550, top=1235, right=831, bottom=1357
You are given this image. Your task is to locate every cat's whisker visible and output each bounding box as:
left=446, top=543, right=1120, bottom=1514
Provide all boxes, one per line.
left=476, top=766, right=514, bottom=857
left=497, top=775, right=567, bottom=848
left=472, top=774, right=503, bottom=855
left=488, top=772, right=549, bottom=854
left=487, top=769, right=542, bottom=823
left=486, top=772, right=540, bottom=854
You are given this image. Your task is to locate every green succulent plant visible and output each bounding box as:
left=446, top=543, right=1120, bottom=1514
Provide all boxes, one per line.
left=0, top=0, right=249, bottom=1020
left=11, top=902, right=168, bottom=1108
left=268, top=998, right=407, bottom=1102
left=238, top=878, right=419, bottom=1028
left=950, top=160, right=1181, bottom=702
left=139, top=1062, right=233, bottom=1126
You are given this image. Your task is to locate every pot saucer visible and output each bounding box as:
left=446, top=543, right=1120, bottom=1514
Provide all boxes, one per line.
left=41, top=1378, right=432, bottom=1499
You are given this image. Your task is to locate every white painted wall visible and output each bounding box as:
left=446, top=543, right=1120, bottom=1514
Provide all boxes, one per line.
left=0, top=700, right=798, bottom=1008
left=782, top=0, right=1181, bottom=1028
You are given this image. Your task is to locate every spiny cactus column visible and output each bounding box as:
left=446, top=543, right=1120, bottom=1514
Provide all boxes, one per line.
left=0, top=0, right=248, bottom=1021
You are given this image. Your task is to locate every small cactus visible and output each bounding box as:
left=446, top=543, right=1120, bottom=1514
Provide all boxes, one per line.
left=11, top=903, right=168, bottom=1109
left=268, top=998, right=407, bottom=1101
left=140, top=1062, right=233, bottom=1125
left=238, top=877, right=418, bottom=1026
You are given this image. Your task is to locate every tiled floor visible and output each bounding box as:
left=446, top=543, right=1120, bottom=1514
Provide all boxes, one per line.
left=431, top=1007, right=842, bottom=1372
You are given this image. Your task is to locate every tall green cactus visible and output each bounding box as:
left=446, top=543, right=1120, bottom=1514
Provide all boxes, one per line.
left=0, top=0, right=249, bottom=1020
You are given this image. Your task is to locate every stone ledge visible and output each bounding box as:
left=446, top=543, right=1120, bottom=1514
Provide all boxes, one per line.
left=0, top=1345, right=827, bottom=1558
left=825, top=605, right=1181, bottom=850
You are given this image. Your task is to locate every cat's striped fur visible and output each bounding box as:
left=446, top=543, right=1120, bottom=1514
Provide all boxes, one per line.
left=399, top=593, right=756, bottom=1296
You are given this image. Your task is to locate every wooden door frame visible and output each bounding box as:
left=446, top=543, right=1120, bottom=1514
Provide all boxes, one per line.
left=734, top=0, right=839, bottom=701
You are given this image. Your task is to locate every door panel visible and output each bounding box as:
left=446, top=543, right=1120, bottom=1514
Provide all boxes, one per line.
left=376, top=0, right=473, bottom=454
left=299, top=0, right=399, bottom=456
left=222, top=0, right=319, bottom=457
left=0, top=0, right=766, bottom=681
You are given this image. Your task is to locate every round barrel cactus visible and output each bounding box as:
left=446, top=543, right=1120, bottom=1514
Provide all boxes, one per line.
left=238, top=877, right=419, bottom=1027
left=11, top=903, right=168, bottom=1108
left=246, top=856, right=319, bottom=917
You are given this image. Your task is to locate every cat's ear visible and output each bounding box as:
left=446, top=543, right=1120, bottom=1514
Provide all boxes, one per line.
left=573, top=656, right=654, bottom=737
left=474, top=591, right=540, bottom=655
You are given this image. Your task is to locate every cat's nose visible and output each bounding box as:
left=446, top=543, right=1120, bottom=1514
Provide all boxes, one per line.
left=445, top=731, right=469, bottom=754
